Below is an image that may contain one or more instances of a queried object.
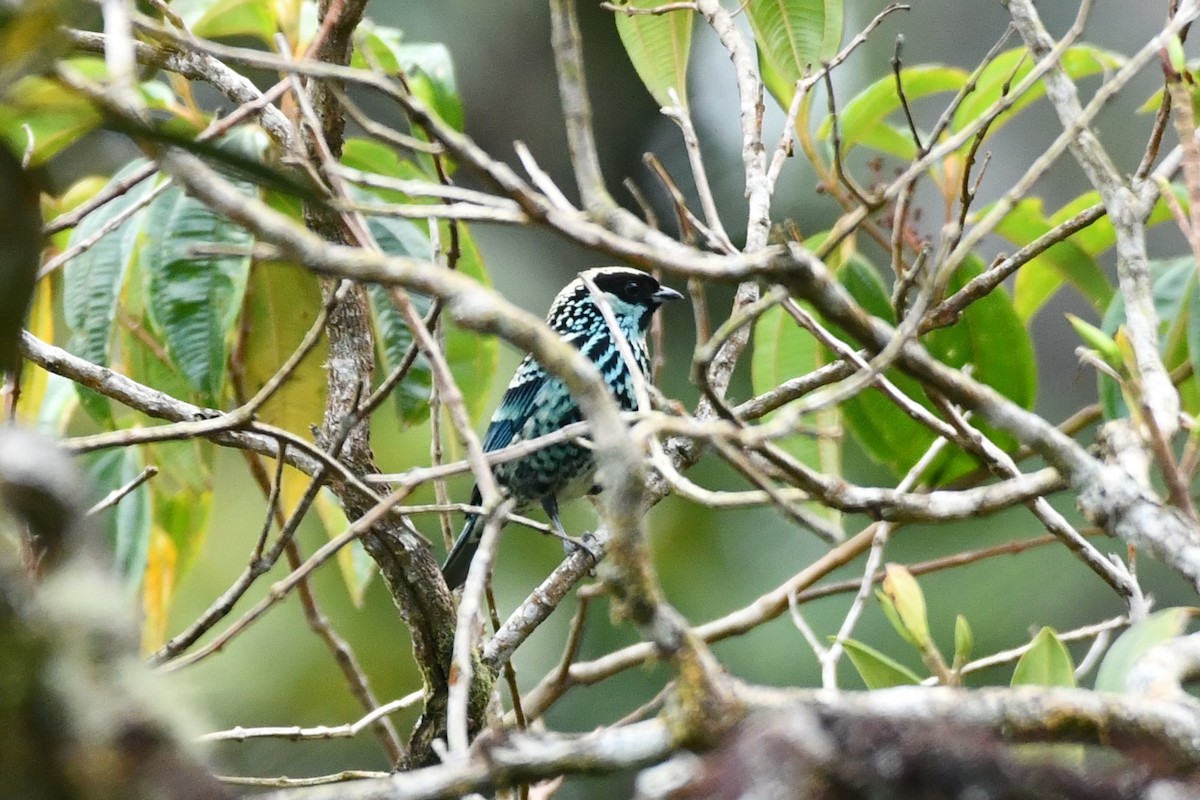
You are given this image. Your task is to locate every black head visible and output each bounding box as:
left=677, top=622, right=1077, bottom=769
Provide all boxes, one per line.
left=547, top=267, right=683, bottom=334
left=586, top=267, right=683, bottom=307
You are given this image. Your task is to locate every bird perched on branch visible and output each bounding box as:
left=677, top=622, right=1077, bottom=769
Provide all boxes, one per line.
left=441, top=267, right=683, bottom=589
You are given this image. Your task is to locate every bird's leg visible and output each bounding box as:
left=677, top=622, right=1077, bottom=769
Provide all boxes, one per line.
left=540, top=495, right=598, bottom=558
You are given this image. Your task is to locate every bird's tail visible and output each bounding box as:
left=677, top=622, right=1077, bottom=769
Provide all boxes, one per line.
left=441, top=515, right=480, bottom=590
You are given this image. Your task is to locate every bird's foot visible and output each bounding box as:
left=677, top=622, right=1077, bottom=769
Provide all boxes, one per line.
left=559, top=531, right=600, bottom=562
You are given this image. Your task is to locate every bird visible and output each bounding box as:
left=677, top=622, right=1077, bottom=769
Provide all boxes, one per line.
left=441, top=266, right=683, bottom=589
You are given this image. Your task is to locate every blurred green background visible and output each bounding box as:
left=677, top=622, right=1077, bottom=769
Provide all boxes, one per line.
left=45, top=1, right=1198, bottom=796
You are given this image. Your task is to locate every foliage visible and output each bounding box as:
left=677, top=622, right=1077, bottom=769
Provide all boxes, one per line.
left=5, top=0, right=1200, bottom=795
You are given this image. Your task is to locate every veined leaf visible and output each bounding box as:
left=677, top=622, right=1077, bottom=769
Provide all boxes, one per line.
left=613, top=0, right=693, bottom=109
left=63, top=159, right=157, bottom=422
left=749, top=0, right=844, bottom=110
left=816, top=65, right=967, bottom=159
left=141, top=180, right=254, bottom=404
left=363, top=213, right=435, bottom=428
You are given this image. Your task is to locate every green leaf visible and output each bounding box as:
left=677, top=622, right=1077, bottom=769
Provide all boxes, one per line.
left=953, top=614, right=973, bottom=668
left=62, top=160, right=157, bottom=422
left=1067, top=314, right=1121, bottom=371
left=835, top=253, right=1035, bottom=482
left=1100, top=258, right=1196, bottom=419
left=749, top=0, right=843, bottom=110
left=613, top=0, right=693, bottom=109
left=85, top=447, right=152, bottom=594
left=816, top=65, right=967, bottom=159
left=1012, top=627, right=1076, bottom=688
left=172, top=0, right=278, bottom=42
left=399, top=43, right=464, bottom=133
left=842, top=638, right=922, bottom=688
left=316, top=487, right=376, bottom=607
left=363, top=214, right=434, bottom=427
left=880, top=563, right=931, bottom=649
left=148, top=438, right=215, bottom=577
left=368, top=283, right=433, bottom=428
left=750, top=302, right=829, bottom=470
left=239, top=261, right=328, bottom=435
left=351, top=20, right=403, bottom=73
left=750, top=301, right=841, bottom=525
left=0, top=57, right=103, bottom=163
left=988, top=198, right=1113, bottom=321
left=141, top=181, right=254, bottom=403
left=952, top=46, right=1125, bottom=139
left=1094, top=608, right=1195, bottom=693
left=441, top=224, right=498, bottom=426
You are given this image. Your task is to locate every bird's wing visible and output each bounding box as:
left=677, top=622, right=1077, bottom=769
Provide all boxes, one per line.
left=479, top=330, right=599, bottom=453
left=480, top=353, right=545, bottom=452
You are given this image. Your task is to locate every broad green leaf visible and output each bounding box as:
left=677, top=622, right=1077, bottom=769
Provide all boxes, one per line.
left=842, top=638, right=922, bottom=688
left=172, top=0, right=278, bottom=42
left=348, top=26, right=466, bottom=143
left=240, top=261, right=328, bottom=435
left=833, top=253, right=1035, bottom=481
left=63, top=160, right=157, bottom=422
left=0, top=57, right=102, bottom=163
left=749, top=0, right=843, bottom=110
left=988, top=198, right=1113, bottom=321
left=751, top=302, right=827, bottom=470
left=952, top=46, right=1125, bottom=139
left=352, top=20, right=404, bottom=73
left=1094, top=608, right=1195, bottom=693
left=341, top=137, right=433, bottom=205
left=1012, top=627, right=1076, bottom=688
left=141, top=182, right=254, bottom=403
left=1049, top=187, right=1189, bottom=258
left=85, top=447, right=153, bottom=594
left=364, top=213, right=435, bottom=427
left=816, top=65, right=967, bottom=159
left=613, top=0, right=693, bottom=109
left=750, top=301, right=841, bottom=525
left=368, top=283, right=433, bottom=428
left=348, top=152, right=497, bottom=427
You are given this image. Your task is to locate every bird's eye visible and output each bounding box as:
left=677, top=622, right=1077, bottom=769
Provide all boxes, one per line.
left=624, top=280, right=640, bottom=298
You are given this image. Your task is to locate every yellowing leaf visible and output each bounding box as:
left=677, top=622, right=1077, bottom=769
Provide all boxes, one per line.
left=141, top=528, right=177, bottom=653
